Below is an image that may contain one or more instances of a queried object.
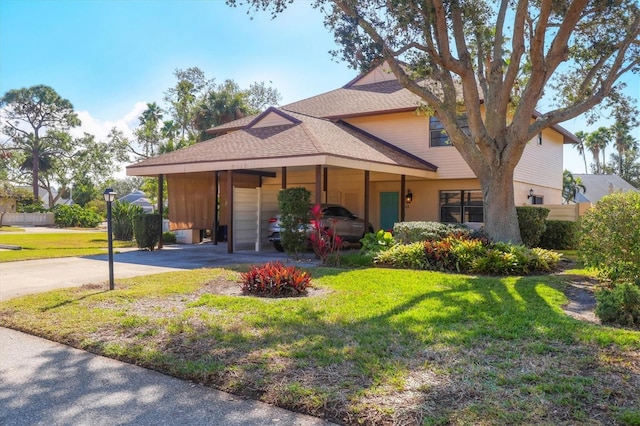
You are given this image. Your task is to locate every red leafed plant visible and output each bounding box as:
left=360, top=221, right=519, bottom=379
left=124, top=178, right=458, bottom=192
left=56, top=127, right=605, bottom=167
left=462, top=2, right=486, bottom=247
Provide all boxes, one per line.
left=309, top=203, right=343, bottom=265
left=240, top=261, right=311, bottom=297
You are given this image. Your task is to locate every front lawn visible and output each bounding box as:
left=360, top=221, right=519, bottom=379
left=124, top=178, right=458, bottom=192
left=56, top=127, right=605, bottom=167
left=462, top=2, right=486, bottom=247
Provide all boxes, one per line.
left=0, top=232, right=137, bottom=262
left=1, top=267, right=638, bottom=425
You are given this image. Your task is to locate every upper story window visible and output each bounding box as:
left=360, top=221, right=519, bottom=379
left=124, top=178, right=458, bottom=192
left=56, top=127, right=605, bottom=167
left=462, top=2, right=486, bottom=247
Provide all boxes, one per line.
left=429, top=116, right=470, bottom=147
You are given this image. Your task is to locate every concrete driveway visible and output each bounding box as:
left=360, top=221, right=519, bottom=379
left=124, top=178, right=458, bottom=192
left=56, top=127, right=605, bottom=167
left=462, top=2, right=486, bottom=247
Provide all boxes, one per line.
left=0, top=235, right=331, bottom=425
left=0, top=243, right=300, bottom=301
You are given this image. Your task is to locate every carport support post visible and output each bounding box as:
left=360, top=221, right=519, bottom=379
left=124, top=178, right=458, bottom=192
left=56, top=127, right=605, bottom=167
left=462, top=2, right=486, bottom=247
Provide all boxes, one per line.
left=400, top=175, right=406, bottom=222
left=213, top=171, right=219, bottom=245
left=157, top=174, right=164, bottom=249
left=315, top=165, right=322, bottom=206
left=364, top=171, right=370, bottom=234
left=227, top=170, right=234, bottom=254
left=323, top=167, right=328, bottom=203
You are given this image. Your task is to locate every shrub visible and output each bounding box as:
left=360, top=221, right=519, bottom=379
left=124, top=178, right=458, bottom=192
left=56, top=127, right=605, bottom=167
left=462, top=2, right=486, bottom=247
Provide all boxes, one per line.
left=374, top=242, right=427, bottom=269
left=112, top=201, right=144, bottom=241
left=53, top=204, right=102, bottom=228
left=360, top=229, right=396, bottom=254
left=331, top=252, right=374, bottom=268
left=309, top=204, right=343, bottom=264
left=424, top=238, right=456, bottom=271
left=539, top=220, right=580, bottom=250
left=278, top=188, right=311, bottom=257
left=133, top=214, right=162, bottom=251
left=240, top=261, right=311, bottom=297
left=516, top=206, right=549, bottom=247
left=595, top=282, right=640, bottom=328
left=449, top=237, right=487, bottom=271
left=580, top=192, right=640, bottom=283
left=528, top=247, right=563, bottom=272
left=471, top=246, right=523, bottom=275
left=162, top=231, right=177, bottom=244
left=393, top=221, right=467, bottom=244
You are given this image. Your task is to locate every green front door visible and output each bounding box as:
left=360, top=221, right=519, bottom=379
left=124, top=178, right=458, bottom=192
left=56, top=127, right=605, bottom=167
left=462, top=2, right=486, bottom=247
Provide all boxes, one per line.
left=379, top=192, right=399, bottom=231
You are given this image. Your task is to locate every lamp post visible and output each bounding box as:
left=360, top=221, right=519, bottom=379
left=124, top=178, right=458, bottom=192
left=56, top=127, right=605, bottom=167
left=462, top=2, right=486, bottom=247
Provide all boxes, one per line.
left=103, top=188, right=117, bottom=290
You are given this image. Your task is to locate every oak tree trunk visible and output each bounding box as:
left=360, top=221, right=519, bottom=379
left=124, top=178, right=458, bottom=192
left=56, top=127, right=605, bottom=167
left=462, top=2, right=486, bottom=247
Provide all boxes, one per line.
left=478, top=166, right=522, bottom=244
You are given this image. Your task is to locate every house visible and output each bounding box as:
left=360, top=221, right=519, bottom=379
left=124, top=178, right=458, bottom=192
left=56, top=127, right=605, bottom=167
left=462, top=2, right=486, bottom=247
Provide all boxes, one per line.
left=573, top=174, right=639, bottom=204
left=117, top=189, right=154, bottom=214
left=127, top=63, right=578, bottom=252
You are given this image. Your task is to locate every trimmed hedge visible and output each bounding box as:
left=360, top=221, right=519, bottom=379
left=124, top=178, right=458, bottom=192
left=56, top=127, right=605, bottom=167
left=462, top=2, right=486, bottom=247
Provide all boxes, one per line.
left=539, top=220, right=580, bottom=250
left=393, top=221, right=466, bottom=244
left=133, top=214, right=162, bottom=251
left=516, top=206, right=549, bottom=247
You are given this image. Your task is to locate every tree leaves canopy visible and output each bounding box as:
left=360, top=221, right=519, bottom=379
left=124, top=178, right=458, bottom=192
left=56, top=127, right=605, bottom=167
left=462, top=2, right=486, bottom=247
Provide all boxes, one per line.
left=231, top=0, right=639, bottom=242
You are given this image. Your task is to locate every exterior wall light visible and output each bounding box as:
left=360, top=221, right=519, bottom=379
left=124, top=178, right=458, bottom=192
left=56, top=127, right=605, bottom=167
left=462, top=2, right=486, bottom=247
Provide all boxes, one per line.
left=527, top=188, right=534, bottom=199
left=405, top=190, right=413, bottom=204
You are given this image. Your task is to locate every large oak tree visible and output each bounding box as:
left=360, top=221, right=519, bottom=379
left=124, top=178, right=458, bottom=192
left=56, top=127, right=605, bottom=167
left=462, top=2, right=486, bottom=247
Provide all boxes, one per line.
left=232, top=0, right=639, bottom=243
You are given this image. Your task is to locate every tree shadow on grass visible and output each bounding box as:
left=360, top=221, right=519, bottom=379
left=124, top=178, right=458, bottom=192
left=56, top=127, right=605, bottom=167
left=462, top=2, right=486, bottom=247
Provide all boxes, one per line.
left=6, top=267, right=639, bottom=425
left=130, top=269, right=639, bottom=424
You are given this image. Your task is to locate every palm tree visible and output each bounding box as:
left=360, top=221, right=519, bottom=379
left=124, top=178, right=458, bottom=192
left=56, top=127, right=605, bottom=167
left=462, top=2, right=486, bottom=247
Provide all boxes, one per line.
left=583, top=127, right=611, bottom=174
left=611, top=122, right=639, bottom=176
left=562, top=170, right=586, bottom=204
left=573, top=131, right=589, bottom=173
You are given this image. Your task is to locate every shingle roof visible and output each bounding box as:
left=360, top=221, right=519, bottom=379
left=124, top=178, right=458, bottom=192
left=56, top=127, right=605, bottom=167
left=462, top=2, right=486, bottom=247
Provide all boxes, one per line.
left=573, top=174, right=639, bottom=203
left=128, top=108, right=436, bottom=172
left=209, top=79, right=422, bottom=134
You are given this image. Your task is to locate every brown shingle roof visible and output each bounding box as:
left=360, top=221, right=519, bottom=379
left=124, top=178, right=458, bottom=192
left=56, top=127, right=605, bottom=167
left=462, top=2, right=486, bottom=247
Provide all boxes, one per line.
left=208, top=79, right=422, bottom=134
left=128, top=109, right=436, bottom=172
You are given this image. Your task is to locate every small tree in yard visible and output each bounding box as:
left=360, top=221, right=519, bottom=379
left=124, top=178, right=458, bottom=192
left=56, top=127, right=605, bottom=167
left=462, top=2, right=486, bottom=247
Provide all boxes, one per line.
left=309, top=203, right=343, bottom=264
left=278, top=187, right=311, bottom=257
left=232, top=0, right=640, bottom=244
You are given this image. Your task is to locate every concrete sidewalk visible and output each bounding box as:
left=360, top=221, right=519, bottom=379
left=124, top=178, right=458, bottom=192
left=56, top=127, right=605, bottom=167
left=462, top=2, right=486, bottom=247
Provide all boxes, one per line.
left=0, top=327, right=333, bottom=425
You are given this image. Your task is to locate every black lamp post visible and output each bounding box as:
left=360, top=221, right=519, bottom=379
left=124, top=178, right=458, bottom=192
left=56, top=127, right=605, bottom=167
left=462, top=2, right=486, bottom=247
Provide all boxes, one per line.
left=103, top=188, right=116, bottom=290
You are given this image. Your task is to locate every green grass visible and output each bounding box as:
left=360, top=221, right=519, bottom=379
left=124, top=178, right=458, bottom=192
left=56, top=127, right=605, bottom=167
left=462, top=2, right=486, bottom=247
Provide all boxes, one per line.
left=0, top=232, right=137, bottom=262
left=1, top=267, right=638, bottom=425
left=0, top=225, right=26, bottom=232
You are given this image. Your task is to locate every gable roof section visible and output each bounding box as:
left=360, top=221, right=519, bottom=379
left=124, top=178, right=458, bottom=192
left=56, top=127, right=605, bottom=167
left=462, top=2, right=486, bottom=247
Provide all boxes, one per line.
left=573, top=174, right=639, bottom=203
left=128, top=109, right=437, bottom=177
left=208, top=79, right=420, bottom=135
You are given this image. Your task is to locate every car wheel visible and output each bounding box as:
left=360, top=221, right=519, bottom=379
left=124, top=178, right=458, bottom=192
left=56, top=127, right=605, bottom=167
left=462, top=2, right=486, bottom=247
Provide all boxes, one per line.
left=273, top=242, right=284, bottom=252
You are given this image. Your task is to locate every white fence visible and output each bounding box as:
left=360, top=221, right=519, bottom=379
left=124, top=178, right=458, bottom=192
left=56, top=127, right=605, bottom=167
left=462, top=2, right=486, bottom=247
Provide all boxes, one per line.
left=2, top=212, right=55, bottom=226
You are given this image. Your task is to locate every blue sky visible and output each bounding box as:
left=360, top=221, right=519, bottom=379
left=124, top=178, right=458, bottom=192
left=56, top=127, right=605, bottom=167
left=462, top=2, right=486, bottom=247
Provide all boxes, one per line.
left=1, top=0, right=637, bottom=175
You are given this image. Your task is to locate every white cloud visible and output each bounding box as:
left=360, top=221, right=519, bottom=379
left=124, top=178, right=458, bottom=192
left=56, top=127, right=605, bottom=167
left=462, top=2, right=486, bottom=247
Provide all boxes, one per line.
left=70, top=101, right=147, bottom=141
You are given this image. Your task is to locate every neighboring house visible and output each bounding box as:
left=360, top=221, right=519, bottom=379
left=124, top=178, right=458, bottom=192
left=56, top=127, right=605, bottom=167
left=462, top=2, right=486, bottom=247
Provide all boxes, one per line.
left=16, top=187, right=73, bottom=209
left=127, top=63, right=578, bottom=252
left=118, top=189, right=154, bottom=214
left=574, top=174, right=639, bottom=204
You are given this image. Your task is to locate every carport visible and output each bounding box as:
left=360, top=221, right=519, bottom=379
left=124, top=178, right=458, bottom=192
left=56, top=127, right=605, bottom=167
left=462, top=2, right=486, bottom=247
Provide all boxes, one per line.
left=126, top=107, right=437, bottom=253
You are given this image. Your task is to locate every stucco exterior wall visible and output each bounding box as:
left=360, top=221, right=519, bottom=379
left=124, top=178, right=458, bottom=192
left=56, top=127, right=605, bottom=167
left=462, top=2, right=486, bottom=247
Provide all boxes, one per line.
left=344, top=112, right=476, bottom=180
left=514, top=127, right=564, bottom=205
